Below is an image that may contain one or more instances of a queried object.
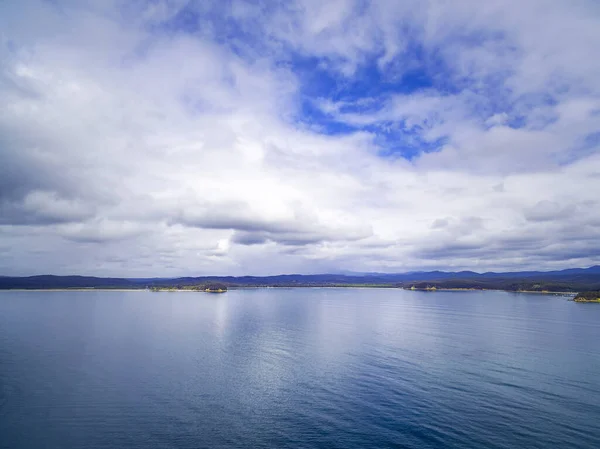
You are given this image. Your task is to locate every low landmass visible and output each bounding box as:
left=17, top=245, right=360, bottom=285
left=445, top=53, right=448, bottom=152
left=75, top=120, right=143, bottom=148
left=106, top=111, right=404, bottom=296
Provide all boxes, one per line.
left=573, top=291, right=600, bottom=302
left=150, top=283, right=228, bottom=293
left=1, top=266, right=599, bottom=294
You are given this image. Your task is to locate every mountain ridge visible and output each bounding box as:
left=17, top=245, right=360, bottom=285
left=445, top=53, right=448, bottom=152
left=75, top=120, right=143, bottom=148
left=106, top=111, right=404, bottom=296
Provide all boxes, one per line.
left=1, top=266, right=599, bottom=291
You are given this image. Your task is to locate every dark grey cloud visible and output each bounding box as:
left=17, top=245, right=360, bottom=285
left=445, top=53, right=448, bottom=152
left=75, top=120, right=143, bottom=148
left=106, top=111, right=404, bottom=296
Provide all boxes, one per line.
left=231, top=231, right=269, bottom=245
left=177, top=208, right=293, bottom=234
left=0, top=192, right=96, bottom=225
left=408, top=221, right=600, bottom=268
left=57, top=220, right=150, bottom=243
left=231, top=230, right=327, bottom=246
left=231, top=225, right=371, bottom=247
left=0, top=122, right=111, bottom=224
left=523, top=200, right=576, bottom=222
left=0, top=134, right=56, bottom=203
left=431, top=218, right=449, bottom=229
left=175, top=201, right=372, bottom=246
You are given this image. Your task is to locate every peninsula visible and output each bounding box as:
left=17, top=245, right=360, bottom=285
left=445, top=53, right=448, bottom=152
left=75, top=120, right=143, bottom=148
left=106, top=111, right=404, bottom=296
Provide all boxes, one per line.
left=573, top=291, right=600, bottom=302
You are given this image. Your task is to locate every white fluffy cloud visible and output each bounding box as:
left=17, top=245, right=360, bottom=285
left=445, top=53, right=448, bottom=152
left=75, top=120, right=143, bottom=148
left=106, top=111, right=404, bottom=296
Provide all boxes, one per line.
left=0, top=0, right=599, bottom=276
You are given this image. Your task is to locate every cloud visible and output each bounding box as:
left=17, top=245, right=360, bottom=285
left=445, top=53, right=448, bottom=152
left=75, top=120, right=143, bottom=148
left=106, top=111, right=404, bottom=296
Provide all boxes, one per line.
left=0, top=0, right=599, bottom=276
left=58, top=220, right=149, bottom=243
left=0, top=191, right=95, bottom=225
left=523, top=201, right=576, bottom=223
left=173, top=199, right=372, bottom=246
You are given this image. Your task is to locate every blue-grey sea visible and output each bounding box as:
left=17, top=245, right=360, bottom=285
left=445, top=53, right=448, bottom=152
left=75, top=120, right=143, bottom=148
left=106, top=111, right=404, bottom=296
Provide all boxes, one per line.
left=1, top=288, right=599, bottom=449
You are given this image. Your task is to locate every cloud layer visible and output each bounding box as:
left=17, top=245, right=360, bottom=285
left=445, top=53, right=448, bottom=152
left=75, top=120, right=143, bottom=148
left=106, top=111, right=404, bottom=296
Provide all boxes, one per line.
left=1, top=0, right=599, bottom=276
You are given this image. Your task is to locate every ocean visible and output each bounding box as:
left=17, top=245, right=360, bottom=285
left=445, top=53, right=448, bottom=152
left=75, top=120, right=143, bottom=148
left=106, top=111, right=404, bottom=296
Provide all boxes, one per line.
left=1, top=288, right=599, bottom=448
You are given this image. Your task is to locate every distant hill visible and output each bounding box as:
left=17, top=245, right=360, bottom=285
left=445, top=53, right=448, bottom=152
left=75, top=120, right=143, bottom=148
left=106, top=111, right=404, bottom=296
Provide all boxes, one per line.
left=0, top=275, right=140, bottom=290
left=1, top=266, right=599, bottom=291
left=347, top=266, right=600, bottom=281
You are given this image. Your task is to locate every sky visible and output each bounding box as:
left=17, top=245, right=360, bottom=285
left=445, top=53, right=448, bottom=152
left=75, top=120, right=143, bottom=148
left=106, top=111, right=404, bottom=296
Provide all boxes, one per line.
left=1, top=0, right=600, bottom=276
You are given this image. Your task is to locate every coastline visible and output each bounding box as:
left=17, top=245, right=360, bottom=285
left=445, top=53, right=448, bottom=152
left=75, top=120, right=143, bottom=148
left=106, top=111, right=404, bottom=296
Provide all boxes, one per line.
left=404, top=288, right=576, bottom=296
left=0, top=286, right=578, bottom=295
left=0, top=288, right=147, bottom=292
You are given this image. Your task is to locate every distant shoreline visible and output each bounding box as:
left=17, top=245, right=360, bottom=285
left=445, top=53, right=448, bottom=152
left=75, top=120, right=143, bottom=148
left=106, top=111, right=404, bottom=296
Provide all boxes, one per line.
left=0, top=288, right=146, bottom=292
left=0, top=286, right=577, bottom=296
left=409, top=288, right=576, bottom=295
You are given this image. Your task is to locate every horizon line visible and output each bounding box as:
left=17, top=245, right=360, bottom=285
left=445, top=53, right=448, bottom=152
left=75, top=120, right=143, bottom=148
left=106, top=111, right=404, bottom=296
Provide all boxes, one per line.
left=3, top=265, right=599, bottom=279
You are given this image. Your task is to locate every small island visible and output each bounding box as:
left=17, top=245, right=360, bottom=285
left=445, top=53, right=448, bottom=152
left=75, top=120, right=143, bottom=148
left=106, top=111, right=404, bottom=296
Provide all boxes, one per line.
left=573, top=291, right=600, bottom=302
left=149, top=283, right=227, bottom=293
left=203, top=283, right=227, bottom=293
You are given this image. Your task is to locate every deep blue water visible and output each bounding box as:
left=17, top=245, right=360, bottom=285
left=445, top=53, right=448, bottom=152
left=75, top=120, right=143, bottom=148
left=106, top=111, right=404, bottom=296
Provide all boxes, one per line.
left=1, top=289, right=600, bottom=449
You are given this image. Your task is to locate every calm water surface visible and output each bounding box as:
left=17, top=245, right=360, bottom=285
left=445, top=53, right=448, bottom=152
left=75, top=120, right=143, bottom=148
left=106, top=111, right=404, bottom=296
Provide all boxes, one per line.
left=1, top=289, right=600, bottom=448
